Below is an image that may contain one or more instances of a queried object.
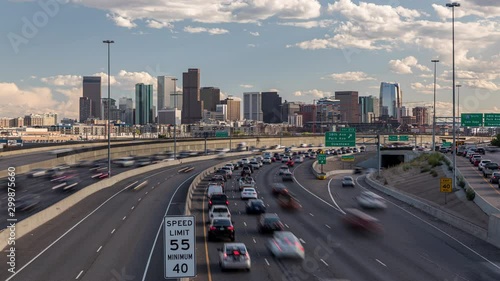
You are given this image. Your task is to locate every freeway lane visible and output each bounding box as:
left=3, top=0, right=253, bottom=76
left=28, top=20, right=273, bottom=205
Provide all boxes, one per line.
left=0, top=158, right=223, bottom=281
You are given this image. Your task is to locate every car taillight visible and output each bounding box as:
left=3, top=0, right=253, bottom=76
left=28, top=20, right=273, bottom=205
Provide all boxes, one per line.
left=226, top=201, right=229, bottom=205
left=209, top=200, right=212, bottom=205
left=210, top=226, right=216, bottom=231
left=296, top=242, right=304, bottom=251
left=228, top=226, right=234, bottom=231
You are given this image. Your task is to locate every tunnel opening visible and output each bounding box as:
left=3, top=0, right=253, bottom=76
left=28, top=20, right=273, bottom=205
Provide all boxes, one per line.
left=381, top=155, right=405, bottom=168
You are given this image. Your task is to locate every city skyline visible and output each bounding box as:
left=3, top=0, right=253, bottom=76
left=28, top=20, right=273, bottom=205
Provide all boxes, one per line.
left=0, top=0, right=499, bottom=120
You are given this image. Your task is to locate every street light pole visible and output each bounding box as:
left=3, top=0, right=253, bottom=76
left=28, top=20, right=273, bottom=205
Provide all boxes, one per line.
left=227, top=96, right=234, bottom=153
left=446, top=2, right=460, bottom=188
left=457, top=84, right=462, bottom=140
left=431, top=59, right=439, bottom=152
left=172, top=78, right=178, bottom=160
left=103, top=40, right=114, bottom=178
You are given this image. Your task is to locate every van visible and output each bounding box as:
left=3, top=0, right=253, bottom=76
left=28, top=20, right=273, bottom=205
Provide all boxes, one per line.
left=207, top=184, right=224, bottom=198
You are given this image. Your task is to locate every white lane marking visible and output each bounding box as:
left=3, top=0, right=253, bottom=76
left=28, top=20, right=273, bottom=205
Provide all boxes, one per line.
left=111, top=229, right=116, bottom=234
left=1, top=196, right=6, bottom=200
left=124, top=181, right=139, bottom=189
left=157, top=182, right=160, bottom=185
left=145, top=192, right=148, bottom=195
left=320, top=259, right=329, bottom=266
left=151, top=186, right=155, bottom=189
left=234, top=202, right=237, bottom=206
left=267, top=204, right=270, bottom=207
left=325, top=224, right=331, bottom=229
left=299, top=238, right=306, bottom=244
left=97, top=246, right=102, bottom=253
left=355, top=176, right=500, bottom=271
left=122, top=216, right=127, bottom=220
left=131, top=206, right=135, bottom=210
left=309, top=213, right=314, bottom=217
left=253, top=238, right=256, bottom=243
left=138, top=198, right=142, bottom=201
left=291, top=165, right=343, bottom=214
left=141, top=174, right=197, bottom=281
left=243, top=222, right=247, bottom=227
left=75, top=270, right=84, bottom=279
left=264, top=258, right=270, bottom=266
left=284, top=224, right=289, bottom=228
left=376, top=259, right=387, bottom=267
left=328, top=177, right=346, bottom=215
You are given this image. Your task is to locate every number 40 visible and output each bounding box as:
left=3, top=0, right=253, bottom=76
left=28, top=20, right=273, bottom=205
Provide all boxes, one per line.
left=173, top=263, right=188, bottom=273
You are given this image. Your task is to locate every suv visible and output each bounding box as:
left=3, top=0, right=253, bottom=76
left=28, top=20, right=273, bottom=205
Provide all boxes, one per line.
left=476, top=147, right=486, bottom=155
left=208, top=218, right=235, bottom=241
left=483, top=162, right=499, bottom=178
left=208, top=193, right=229, bottom=210
left=257, top=213, right=284, bottom=233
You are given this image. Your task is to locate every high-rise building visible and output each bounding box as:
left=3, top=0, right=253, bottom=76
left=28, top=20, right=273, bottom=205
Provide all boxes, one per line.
left=102, top=98, right=121, bottom=121
left=158, top=108, right=181, bottom=125
left=200, top=87, right=221, bottom=112
left=335, top=91, right=360, bottom=123
left=24, top=114, right=44, bottom=126
left=181, top=68, right=203, bottom=124
left=157, top=76, right=176, bottom=110
left=82, top=76, right=102, bottom=119
left=243, top=92, right=263, bottom=121
left=119, top=97, right=134, bottom=125
left=282, top=101, right=302, bottom=123
left=412, top=107, right=430, bottom=126
left=220, top=98, right=241, bottom=121
left=135, top=83, right=153, bottom=125
left=359, top=96, right=379, bottom=123
left=79, top=97, right=91, bottom=122
left=261, top=92, right=283, bottom=123
left=379, top=82, right=402, bottom=121
left=288, top=113, right=303, bottom=127
left=42, top=113, right=57, bottom=126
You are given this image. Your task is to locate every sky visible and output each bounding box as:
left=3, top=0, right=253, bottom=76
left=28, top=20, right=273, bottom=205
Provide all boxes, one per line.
left=0, top=0, right=499, bottom=120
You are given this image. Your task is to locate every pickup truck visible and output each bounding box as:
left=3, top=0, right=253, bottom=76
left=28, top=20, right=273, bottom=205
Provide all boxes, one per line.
left=483, top=162, right=499, bottom=178
left=238, top=177, right=256, bottom=191
left=209, top=205, right=231, bottom=219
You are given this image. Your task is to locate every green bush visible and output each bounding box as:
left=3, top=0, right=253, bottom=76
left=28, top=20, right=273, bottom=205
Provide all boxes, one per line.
left=402, top=163, right=412, bottom=171
left=428, top=153, right=444, bottom=167
left=466, top=187, right=476, bottom=200
left=420, top=166, right=430, bottom=173
left=430, top=170, right=438, bottom=177
left=457, top=179, right=466, bottom=189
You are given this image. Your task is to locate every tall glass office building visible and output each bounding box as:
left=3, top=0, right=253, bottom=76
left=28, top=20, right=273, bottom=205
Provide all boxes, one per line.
left=379, top=82, right=402, bottom=121
left=135, top=83, right=153, bottom=125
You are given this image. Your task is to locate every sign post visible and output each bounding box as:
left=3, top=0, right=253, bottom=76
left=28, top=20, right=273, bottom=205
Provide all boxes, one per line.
left=440, top=178, right=452, bottom=204
left=164, top=215, right=196, bottom=278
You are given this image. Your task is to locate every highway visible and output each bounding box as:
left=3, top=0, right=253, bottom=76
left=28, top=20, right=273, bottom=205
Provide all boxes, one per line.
left=192, top=158, right=500, bottom=280
left=0, top=158, right=227, bottom=281
left=0, top=151, right=56, bottom=170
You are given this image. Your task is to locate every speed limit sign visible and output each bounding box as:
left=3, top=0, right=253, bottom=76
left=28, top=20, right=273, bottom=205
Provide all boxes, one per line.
left=164, top=215, right=196, bottom=278
left=440, top=178, right=452, bottom=193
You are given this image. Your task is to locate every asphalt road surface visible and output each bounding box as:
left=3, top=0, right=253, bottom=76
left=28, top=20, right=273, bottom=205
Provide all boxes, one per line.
left=0, top=158, right=229, bottom=281
left=191, top=158, right=500, bottom=281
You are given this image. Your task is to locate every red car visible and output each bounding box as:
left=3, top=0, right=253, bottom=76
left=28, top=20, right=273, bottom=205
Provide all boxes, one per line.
left=271, top=157, right=277, bottom=162
left=473, top=159, right=481, bottom=166
left=286, top=160, right=295, bottom=167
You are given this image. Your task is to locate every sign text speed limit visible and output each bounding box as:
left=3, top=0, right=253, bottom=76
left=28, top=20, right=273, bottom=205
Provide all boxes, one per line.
left=164, top=215, right=196, bottom=278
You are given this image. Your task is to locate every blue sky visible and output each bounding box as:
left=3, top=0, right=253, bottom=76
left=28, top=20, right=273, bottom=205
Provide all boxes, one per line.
left=1, top=0, right=499, bottom=120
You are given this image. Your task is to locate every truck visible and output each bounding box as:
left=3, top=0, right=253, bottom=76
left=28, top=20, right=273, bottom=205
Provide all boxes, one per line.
left=483, top=162, right=499, bottom=178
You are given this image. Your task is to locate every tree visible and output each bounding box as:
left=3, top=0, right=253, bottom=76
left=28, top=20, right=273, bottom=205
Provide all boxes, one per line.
left=491, top=134, right=500, bottom=147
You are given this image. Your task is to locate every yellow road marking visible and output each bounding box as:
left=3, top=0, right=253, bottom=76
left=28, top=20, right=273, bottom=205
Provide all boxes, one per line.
left=202, top=191, right=213, bottom=281
left=461, top=159, right=500, bottom=196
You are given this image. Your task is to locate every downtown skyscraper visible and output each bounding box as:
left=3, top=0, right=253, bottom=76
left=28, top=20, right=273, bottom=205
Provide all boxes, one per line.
left=157, top=76, right=176, bottom=110
left=135, top=83, right=153, bottom=125
left=379, top=82, right=403, bottom=121
left=181, top=68, right=203, bottom=124
left=81, top=76, right=102, bottom=120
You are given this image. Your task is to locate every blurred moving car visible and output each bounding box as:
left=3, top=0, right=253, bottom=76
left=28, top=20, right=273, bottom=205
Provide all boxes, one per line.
left=245, top=199, right=266, bottom=214
left=208, top=218, right=235, bottom=242
left=257, top=213, right=284, bottom=233
left=16, top=194, right=40, bottom=211
left=357, top=191, right=387, bottom=209
left=267, top=231, right=305, bottom=259
left=342, top=208, right=382, bottom=233
left=342, top=176, right=355, bottom=187
left=52, top=173, right=80, bottom=191
left=277, top=193, right=301, bottom=210
left=27, top=168, right=47, bottom=178
left=218, top=243, right=251, bottom=272
left=271, top=183, right=289, bottom=197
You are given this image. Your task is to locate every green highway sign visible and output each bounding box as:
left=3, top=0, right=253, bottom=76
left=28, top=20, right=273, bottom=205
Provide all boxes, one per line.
left=341, top=155, right=355, bottom=162
left=340, top=127, right=356, bottom=132
left=399, top=135, right=409, bottom=141
left=318, top=154, right=327, bottom=165
left=461, top=113, right=483, bottom=127
left=442, top=142, right=451, bottom=148
left=388, top=135, right=398, bottom=142
left=484, top=113, right=500, bottom=127
left=215, top=131, right=228, bottom=138
left=325, top=132, right=356, bottom=147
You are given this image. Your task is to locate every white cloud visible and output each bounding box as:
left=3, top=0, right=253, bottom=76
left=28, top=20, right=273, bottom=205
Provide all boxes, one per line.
left=433, top=1, right=500, bottom=20
left=389, top=56, right=430, bottom=74
left=268, top=88, right=280, bottom=92
left=323, top=71, right=375, bottom=83
left=278, top=19, right=335, bottom=29
left=247, top=44, right=257, bottom=48
left=240, top=84, right=254, bottom=88
left=249, top=31, right=260, bottom=36
left=146, top=20, right=173, bottom=29
left=183, top=26, right=229, bottom=35
left=293, top=89, right=330, bottom=98
left=106, top=13, right=137, bottom=29
left=40, top=75, right=82, bottom=87
left=410, top=82, right=449, bottom=94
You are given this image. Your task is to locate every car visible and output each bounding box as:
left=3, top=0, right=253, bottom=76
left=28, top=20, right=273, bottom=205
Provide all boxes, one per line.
left=241, top=166, right=253, bottom=176
left=241, top=188, right=258, bottom=200
left=241, top=158, right=250, bottom=165
left=262, top=157, right=272, bottom=164
left=208, top=193, right=229, bottom=210
left=267, top=231, right=305, bottom=259
left=215, top=169, right=229, bottom=181
left=342, top=176, right=355, bottom=187
left=211, top=174, right=226, bottom=183
left=113, top=157, right=135, bottom=167
left=489, top=172, right=500, bottom=184
left=279, top=165, right=290, bottom=175
left=357, top=191, right=387, bottom=209
left=294, top=156, right=304, bottom=163
left=476, top=147, right=486, bottom=155
left=282, top=171, right=293, bottom=182
left=238, top=176, right=256, bottom=191
left=218, top=243, right=251, bottom=272
left=207, top=184, right=224, bottom=198
left=286, top=160, right=295, bottom=167
left=249, top=161, right=260, bottom=170
left=245, top=199, right=266, bottom=214
left=51, top=173, right=80, bottom=191
left=136, top=157, right=153, bottom=166
left=208, top=218, right=235, bottom=241
left=470, top=154, right=481, bottom=164
left=27, top=168, right=47, bottom=178
left=342, top=208, right=382, bottom=233
left=282, top=156, right=290, bottom=163
left=271, top=183, right=289, bottom=196
left=209, top=205, right=231, bottom=219
left=257, top=213, right=285, bottom=233
left=478, top=160, right=492, bottom=171
left=221, top=167, right=233, bottom=178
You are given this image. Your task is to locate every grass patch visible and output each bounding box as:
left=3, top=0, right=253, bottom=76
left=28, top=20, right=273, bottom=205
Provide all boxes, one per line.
left=430, top=170, right=438, bottom=177
left=420, top=166, right=431, bottom=173
left=402, top=163, right=412, bottom=171
left=466, top=187, right=476, bottom=200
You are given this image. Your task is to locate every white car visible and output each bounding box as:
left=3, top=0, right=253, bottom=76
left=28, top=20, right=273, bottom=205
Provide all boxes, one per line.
left=218, top=243, right=251, bottom=271
left=241, top=158, right=250, bottom=165
left=478, top=159, right=492, bottom=171
left=267, top=231, right=304, bottom=259
left=341, top=176, right=355, bottom=187
left=225, top=163, right=235, bottom=170
left=357, top=191, right=387, bottom=209
left=279, top=165, right=290, bottom=175
left=241, top=188, right=258, bottom=200
left=282, top=156, right=290, bottom=163
left=221, top=166, right=233, bottom=177
left=294, top=157, right=304, bottom=163
left=263, top=157, right=272, bottom=164
left=209, top=205, right=231, bottom=219
left=238, top=177, right=256, bottom=190
left=249, top=161, right=260, bottom=170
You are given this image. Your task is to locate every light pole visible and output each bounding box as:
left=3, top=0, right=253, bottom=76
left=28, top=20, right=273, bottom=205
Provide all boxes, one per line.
left=446, top=2, right=460, bottom=188
left=227, top=96, right=234, bottom=153
left=103, top=39, right=114, bottom=178
left=171, top=78, right=178, bottom=160
left=431, top=59, right=439, bottom=152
